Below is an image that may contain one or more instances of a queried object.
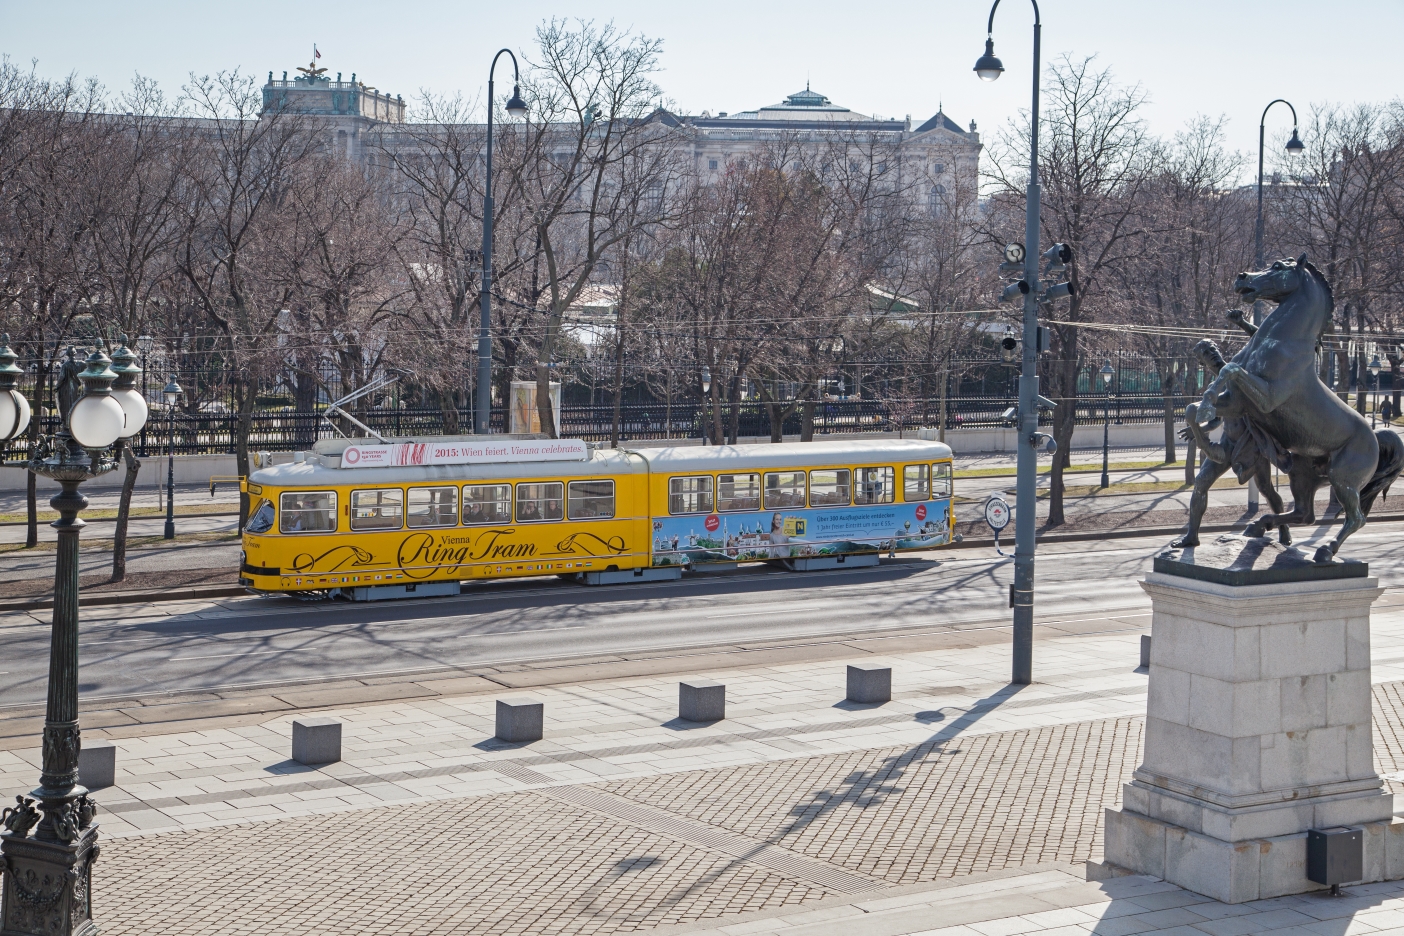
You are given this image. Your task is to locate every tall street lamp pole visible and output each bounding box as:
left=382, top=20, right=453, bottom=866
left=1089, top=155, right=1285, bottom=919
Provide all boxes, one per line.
left=162, top=376, right=181, bottom=540
left=477, top=50, right=528, bottom=436
left=0, top=338, right=129, bottom=936
left=1370, top=354, right=1382, bottom=429
left=1100, top=362, right=1115, bottom=488
left=975, top=0, right=1042, bottom=685
left=1250, top=99, right=1304, bottom=512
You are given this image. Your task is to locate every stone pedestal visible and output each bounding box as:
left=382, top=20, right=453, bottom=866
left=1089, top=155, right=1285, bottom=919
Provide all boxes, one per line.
left=1102, top=546, right=1404, bottom=902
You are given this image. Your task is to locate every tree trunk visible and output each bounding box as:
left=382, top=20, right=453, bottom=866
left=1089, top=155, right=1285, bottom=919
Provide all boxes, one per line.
left=609, top=329, right=624, bottom=448
left=1390, top=356, right=1401, bottom=419
left=1355, top=351, right=1368, bottom=415
left=799, top=400, right=816, bottom=442
left=938, top=366, right=948, bottom=444
left=440, top=389, right=460, bottom=435
left=110, top=442, right=141, bottom=583
left=1045, top=347, right=1080, bottom=528
left=1184, top=357, right=1198, bottom=484
left=1162, top=394, right=1176, bottom=464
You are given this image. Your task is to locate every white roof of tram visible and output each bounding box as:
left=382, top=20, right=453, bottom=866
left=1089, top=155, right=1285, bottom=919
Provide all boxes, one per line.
left=627, top=439, right=953, bottom=473
left=248, top=438, right=954, bottom=488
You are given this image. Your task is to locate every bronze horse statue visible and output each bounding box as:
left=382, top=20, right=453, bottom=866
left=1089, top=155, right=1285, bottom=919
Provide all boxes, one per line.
left=1194, top=254, right=1403, bottom=562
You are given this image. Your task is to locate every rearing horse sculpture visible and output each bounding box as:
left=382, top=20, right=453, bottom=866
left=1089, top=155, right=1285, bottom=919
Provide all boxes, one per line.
left=1196, top=254, right=1403, bottom=563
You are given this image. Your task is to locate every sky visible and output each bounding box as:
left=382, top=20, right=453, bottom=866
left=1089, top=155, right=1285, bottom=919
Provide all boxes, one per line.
left=2, top=0, right=1400, bottom=183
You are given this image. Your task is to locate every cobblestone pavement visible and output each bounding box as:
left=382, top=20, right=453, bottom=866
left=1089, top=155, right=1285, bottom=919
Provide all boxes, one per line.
left=80, top=684, right=1404, bottom=936
left=4, top=599, right=1403, bottom=934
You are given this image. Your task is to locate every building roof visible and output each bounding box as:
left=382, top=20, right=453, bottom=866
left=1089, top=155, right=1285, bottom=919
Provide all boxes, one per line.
left=913, top=110, right=968, bottom=135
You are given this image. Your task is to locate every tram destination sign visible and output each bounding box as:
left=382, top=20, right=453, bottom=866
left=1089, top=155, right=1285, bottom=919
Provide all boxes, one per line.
left=340, top=438, right=589, bottom=469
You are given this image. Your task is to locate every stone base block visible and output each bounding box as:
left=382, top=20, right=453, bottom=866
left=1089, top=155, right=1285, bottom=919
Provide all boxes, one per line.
left=292, top=717, right=342, bottom=765
left=496, top=699, right=544, bottom=742
left=679, top=682, right=725, bottom=722
left=1139, top=634, right=1151, bottom=668
left=1104, top=807, right=1404, bottom=902
left=78, top=740, right=116, bottom=789
left=846, top=665, right=892, bottom=704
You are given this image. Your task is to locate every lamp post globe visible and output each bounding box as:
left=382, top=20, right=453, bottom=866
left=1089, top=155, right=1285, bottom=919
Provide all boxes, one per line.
left=68, top=347, right=126, bottom=449
left=505, top=84, right=528, bottom=118
left=0, top=335, right=32, bottom=442
left=974, top=39, right=1004, bottom=80
left=1286, top=127, right=1305, bottom=156
left=108, top=339, right=147, bottom=440
left=1370, top=354, right=1383, bottom=428
left=163, top=376, right=182, bottom=406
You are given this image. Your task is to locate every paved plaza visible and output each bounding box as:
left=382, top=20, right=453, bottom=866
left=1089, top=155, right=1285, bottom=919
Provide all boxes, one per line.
left=5, top=592, right=1404, bottom=933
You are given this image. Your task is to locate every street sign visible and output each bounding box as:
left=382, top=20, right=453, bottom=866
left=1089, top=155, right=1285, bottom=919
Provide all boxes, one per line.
left=985, top=496, right=1011, bottom=531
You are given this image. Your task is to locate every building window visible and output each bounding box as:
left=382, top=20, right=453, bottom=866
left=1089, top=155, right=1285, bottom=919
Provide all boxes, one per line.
left=933, top=162, right=944, bottom=174
left=567, top=480, right=615, bottom=520
left=463, top=484, right=512, bottom=524
left=669, top=476, right=714, bottom=515
left=350, top=489, right=403, bottom=531
left=708, top=159, right=719, bottom=170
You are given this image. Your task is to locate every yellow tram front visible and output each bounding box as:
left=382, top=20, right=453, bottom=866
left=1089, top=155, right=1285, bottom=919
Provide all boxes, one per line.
left=239, top=440, right=651, bottom=596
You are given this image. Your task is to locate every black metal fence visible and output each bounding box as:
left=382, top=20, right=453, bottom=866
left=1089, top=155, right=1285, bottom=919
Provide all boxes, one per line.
left=0, top=393, right=1195, bottom=458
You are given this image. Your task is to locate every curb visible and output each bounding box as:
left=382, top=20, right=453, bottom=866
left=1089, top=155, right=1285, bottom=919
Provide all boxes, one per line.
left=0, top=585, right=247, bottom=614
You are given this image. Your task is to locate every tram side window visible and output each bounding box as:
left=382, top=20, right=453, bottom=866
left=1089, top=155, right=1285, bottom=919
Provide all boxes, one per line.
left=764, top=471, right=806, bottom=509
left=462, top=485, right=512, bottom=525
left=568, top=480, right=616, bottom=520
left=717, top=473, right=760, bottom=512
left=809, top=469, right=851, bottom=507
left=351, top=489, right=404, bottom=531
left=280, top=491, right=337, bottom=533
left=246, top=499, right=275, bottom=534
left=933, top=462, right=953, bottom=498
left=903, top=464, right=930, bottom=501
left=669, top=476, right=714, bottom=515
left=516, top=482, right=564, bottom=522
left=407, top=486, right=458, bottom=528
left=854, top=467, right=895, bottom=505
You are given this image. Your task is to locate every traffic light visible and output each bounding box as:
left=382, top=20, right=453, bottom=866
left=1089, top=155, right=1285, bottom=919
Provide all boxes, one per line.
left=1042, top=281, right=1075, bottom=301
left=1000, top=280, right=1030, bottom=303
left=1000, top=333, right=1019, bottom=364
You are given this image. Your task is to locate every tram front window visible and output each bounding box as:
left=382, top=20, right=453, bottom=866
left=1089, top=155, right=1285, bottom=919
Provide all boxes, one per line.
left=516, top=482, right=564, bottom=522
left=280, top=491, right=337, bottom=533
left=463, top=485, right=512, bottom=525
left=717, top=473, right=760, bottom=512
left=246, top=498, right=275, bottom=534
left=407, top=486, right=458, bottom=528
left=351, top=489, right=404, bottom=531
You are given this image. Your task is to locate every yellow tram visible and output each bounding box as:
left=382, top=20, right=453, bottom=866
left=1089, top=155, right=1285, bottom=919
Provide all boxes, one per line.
left=238, top=436, right=955, bottom=598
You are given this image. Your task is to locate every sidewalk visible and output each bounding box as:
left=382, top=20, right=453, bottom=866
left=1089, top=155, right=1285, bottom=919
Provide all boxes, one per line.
left=5, top=592, right=1404, bottom=933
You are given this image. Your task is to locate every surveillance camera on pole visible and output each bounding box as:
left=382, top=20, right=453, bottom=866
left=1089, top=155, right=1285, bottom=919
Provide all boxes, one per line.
left=1041, top=242, right=1072, bottom=275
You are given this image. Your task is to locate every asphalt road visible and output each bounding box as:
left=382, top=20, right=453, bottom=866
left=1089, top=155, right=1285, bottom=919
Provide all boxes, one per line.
left=4, top=520, right=1403, bottom=708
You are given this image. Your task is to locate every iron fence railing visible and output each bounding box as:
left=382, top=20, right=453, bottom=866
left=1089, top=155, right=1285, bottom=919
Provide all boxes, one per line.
left=0, top=394, right=1200, bottom=458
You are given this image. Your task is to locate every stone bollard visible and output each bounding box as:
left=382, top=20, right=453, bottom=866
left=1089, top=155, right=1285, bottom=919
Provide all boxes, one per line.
left=1139, top=634, right=1151, bottom=669
left=495, top=699, right=544, bottom=743
left=846, top=665, right=892, bottom=704
left=78, top=740, right=116, bottom=789
left=678, top=681, right=726, bottom=722
left=292, top=717, right=342, bottom=765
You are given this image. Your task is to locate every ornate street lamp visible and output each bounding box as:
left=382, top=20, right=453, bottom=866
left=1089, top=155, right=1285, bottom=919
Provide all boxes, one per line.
left=1370, top=354, right=1382, bottom=429
left=134, top=335, right=154, bottom=456
left=975, top=0, right=1043, bottom=685
left=162, top=376, right=182, bottom=540
left=477, top=49, right=528, bottom=436
left=0, top=336, right=33, bottom=448
left=0, top=339, right=126, bottom=936
left=1100, top=362, right=1115, bottom=488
